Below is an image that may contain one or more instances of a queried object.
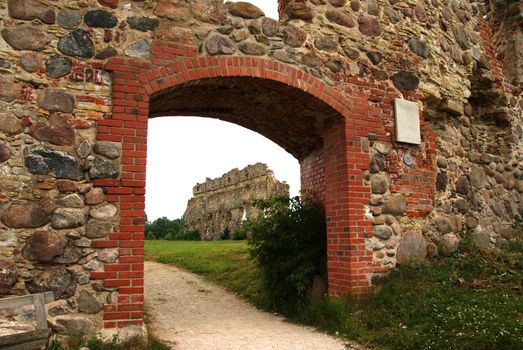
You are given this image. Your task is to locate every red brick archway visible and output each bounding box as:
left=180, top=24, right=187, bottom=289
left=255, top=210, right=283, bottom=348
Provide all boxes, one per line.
left=94, top=44, right=375, bottom=327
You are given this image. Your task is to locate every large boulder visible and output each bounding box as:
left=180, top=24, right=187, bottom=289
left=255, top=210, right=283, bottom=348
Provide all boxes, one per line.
left=25, top=268, right=77, bottom=299
left=396, top=232, right=428, bottom=265
left=0, top=263, right=18, bottom=294
left=1, top=203, right=50, bottom=229
left=22, top=231, right=68, bottom=262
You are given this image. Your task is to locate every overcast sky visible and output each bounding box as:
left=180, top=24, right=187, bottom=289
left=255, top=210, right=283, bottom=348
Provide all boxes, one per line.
left=145, top=1, right=300, bottom=220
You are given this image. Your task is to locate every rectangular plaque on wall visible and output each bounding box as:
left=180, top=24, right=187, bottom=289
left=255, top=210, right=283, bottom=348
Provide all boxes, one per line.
left=394, top=99, right=421, bottom=145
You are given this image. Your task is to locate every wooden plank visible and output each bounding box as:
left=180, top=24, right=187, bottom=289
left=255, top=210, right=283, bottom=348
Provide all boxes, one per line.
left=33, top=293, right=47, bottom=330
left=0, top=292, right=54, bottom=309
left=0, top=329, right=48, bottom=347
left=1, top=339, right=48, bottom=350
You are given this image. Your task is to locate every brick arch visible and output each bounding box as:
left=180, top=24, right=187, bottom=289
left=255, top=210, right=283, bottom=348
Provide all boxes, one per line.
left=97, top=54, right=374, bottom=328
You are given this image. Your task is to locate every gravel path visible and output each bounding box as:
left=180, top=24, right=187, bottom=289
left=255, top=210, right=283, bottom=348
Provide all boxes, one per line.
left=145, top=261, right=365, bottom=350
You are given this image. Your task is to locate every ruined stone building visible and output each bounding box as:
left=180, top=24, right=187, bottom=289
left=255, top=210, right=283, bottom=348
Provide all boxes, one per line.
left=183, top=163, right=290, bottom=240
left=0, top=0, right=521, bottom=335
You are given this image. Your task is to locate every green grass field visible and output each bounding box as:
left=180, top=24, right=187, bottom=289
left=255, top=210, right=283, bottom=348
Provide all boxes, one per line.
left=145, top=239, right=523, bottom=350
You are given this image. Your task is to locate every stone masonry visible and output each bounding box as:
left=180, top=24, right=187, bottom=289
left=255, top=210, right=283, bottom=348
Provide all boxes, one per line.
left=183, top=163, right=289, bottom=240
left=0, top=0, right=521, bottom=333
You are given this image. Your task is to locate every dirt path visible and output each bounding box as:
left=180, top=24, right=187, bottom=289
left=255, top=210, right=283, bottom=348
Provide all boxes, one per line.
left=145, top=261, right=365, bottom=350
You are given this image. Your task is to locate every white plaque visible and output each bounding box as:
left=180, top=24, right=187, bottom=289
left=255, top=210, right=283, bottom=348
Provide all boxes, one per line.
left=394, top=99, right=421, bottom=145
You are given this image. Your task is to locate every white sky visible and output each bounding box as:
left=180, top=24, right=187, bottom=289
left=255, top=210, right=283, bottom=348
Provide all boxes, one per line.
left=145, top=1, right=299, bottom=220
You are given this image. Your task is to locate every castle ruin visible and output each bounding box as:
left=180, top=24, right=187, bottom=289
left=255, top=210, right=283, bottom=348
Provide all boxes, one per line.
left=183, top=163, right=290, bottom=240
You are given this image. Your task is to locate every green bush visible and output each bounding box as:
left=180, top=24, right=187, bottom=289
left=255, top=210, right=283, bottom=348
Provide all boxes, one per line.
left=231, top=223, right=249, bottom=240
left=144, top=217, right=200, bottom=241
left=246, top=196, right=326, bottom=314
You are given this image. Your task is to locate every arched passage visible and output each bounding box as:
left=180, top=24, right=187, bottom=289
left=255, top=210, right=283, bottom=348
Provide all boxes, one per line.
left=96, top=54, right=374, bottom=328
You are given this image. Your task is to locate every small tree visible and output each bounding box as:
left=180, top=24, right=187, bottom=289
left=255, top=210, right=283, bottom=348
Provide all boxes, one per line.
left=246, top=196, right=326, bottom=314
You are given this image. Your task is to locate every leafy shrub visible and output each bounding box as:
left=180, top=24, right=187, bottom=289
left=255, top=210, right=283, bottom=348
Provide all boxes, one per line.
left=145, top=217, right=200, bottom=241
left=246, top=196, right=326, bottom=314
left=231, top=223, right=249, bottom=240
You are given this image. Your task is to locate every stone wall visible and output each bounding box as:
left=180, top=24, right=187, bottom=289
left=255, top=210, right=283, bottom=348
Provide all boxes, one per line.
left=0, top=0, right=520, bottom=331
left=183, top=163, right=289, bottom=240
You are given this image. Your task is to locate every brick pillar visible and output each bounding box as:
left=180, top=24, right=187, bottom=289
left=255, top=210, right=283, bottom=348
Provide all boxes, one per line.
left=323, top=116, right=374, bottom=296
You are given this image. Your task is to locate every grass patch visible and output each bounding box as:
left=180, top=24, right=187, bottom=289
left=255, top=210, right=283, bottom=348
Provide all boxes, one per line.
left=46, top=331, right=170, bottom=350
left=144, top=238, right=523, bottom=350
left=145, top=240, right=270, bottom=308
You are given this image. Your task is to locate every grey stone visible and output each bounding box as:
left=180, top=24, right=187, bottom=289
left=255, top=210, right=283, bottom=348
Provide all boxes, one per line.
left=206, top=35, right=236, bottom=55
left=57, top=10, right=83, bottom=29
left=0, top=263, right=18, bottom=294
left=52, top=208, right=87, bottom=229
left=0, top=143, right=10, bottom=163
left=371, top=174, right=388, bottom=194
left=374, top=225, right=393, bottom=240
left=88, top=157, right=120, bottom=179
left=77, top=140, right=92, bottom=159
left=85, top=188, right=105, bottom=205
left=78, top=290, right=103, bottom=314
left=97, top=248, right=118, bottom=263
left=436, top=172, right=448, bottom=192
left=37, top=88, right=75, bottom=113
left=314, top=36, right=337, bottom=51
left=45, top=56, right=72, bottom=78
left=82, top=258, right=104, bottom=271
left=227, top=2, right=264, bottom=19
left=84, top=10, right=117, bottom=28
left=0, top=59, right=10, bottom=69
left=94, top=141, right=121, bottom=159
left=74, top=238, right=91, bottom=248
left=344, top=47, right=360, bottom=59
left=53, top=315, right=98, bottom=335
left=48, top=301, right=69, bottom=317
left=453, top=26, right=470, bottom=49
left=25, top=148, right=84, bottom=180
left=127, top=16, right=159, bottom=32
left=58, top=29, right=95, bottom=58
left=95, top=46, right=118, bottom=60
left=358, top=16, right=382, bottom=36
left=20, top=52, right=41, bottom=72
left=0, top=112, right=22, bottom=135
left=54, top=243, right=82, bottom=264
left=22, top=231, right=68, bottom=262
left=455, top=175, right=469, bottom=195
left=435, top=216, right=452, bottom=234
left=8, top=0, right=55, bottom=24
left=1, top=25, right=52, bottom=51
left=283, top=25, right=307, bottom=48
left=1, top=203, right=50, bottom=229
left=238, top=42, right=266, bottom=56
left=285, top=2, right=313, bottom=21
left=397, top=232, right=427, bottom=264
left=453, top=198, right=469, bottom=214
left=472, top=231, right=490, bottom=249
left=124, top=39, right=151, bottom=58
left=439, top=233, right=460, bottom=255
left=370, top=153, right=387, bottom=172
left=25, top=269, right=77, bottom=299
left=382, top=195, right=408, bottom=216
left=408, top=38, right=429, bottom=58
left=30, top=115, right=75, bottom=146
left=56, top=194, right=84, bottom=208
left=326, top=10, right=354, bottom=28
left=366, top=51, right=383, bottom=65
left=262, top=18, right=278, bottom=37
left=90, top=204, right=117, bottom=221
left=86, top=219, right=112, bottom=239
left=392, top=71, right=420, bottom=90
left=384, top=6, right=402, bottom=23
